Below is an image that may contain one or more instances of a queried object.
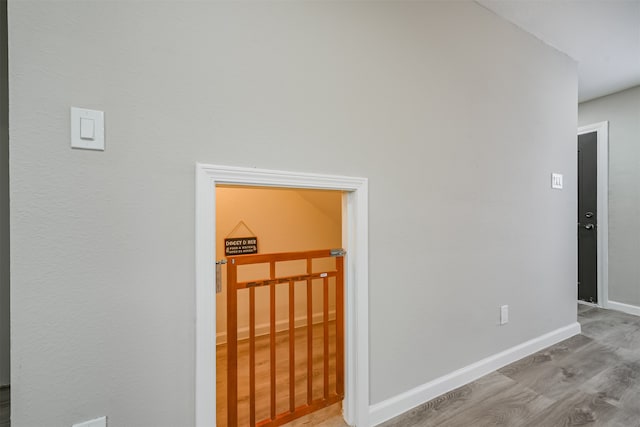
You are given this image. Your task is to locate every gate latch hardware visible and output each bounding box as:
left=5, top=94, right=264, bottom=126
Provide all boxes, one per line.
left=215, top=259, right=227, bottom=293
left=330, top=249, right=346, bottom=257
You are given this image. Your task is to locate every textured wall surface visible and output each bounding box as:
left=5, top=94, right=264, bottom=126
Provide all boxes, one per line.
left=579, top=86, right=640, bottom=306
left=8, top=1, right=577, bottom=426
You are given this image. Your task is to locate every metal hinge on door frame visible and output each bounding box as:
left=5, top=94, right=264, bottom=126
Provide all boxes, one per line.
left=215, top=259, right=227, bottom=293
left=330, top=248, right=346, bottom=257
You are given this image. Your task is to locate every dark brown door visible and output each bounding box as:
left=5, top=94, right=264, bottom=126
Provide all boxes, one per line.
left=578, top=131, right=598, bottom=303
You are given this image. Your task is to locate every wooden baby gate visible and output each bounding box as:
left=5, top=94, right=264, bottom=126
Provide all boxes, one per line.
left=226, top=249, right=345, bottom=427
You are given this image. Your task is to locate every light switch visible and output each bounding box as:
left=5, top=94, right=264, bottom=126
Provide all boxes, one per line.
left=500, top=305, right=509, bottom=325
left=71, top=107, right=104, bottom=151
left=80, top=118, right=95, bottom=140
left=551, top=173, right=563, bottom=189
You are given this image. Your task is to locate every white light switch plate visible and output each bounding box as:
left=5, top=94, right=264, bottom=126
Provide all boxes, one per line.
left=71, top=107, right=104, bottom=151
left=500, top=305, right=509, bottom=325
left=72, top=416, right=107, bottom=427
left=551, top=173, right=563, bottom=189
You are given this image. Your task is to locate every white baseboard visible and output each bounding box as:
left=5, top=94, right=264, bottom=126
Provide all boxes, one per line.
left=607, top=300, right=640, bottom=317
left=368, top=322, right=581, bottom=426
left=217, top=310, right=336, bottom=344
left=577, top=300, right=600, bottom=308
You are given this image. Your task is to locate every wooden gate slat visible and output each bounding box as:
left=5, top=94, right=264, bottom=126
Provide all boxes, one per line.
left=306, top=258, right=313, bottom=405
left=270, top=262, right=276, bottom=421
left=289, top=280, right=295, bottom=413
left=323, top=276, right=329, bottom=400
left=249, top=287, right=256, bottom=426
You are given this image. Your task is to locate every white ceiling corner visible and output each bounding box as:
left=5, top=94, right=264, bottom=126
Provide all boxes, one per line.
left=476, top=0, right=640, bottom=102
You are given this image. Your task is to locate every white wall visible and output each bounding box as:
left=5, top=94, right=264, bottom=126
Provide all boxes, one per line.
left=8, top=1, right=577, bottom=426
left=579, top=85, right=640, bottom=306
left=0, top=0, right=9, bottom=387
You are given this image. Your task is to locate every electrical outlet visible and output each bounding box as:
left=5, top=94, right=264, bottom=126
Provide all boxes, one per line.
left=500, top=305, right=509, bottom=325
left=72, top=416, right=107, bottom=427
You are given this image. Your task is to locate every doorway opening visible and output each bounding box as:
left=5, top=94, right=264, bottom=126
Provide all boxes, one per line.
left=195, top=164, right=369, bottom=427
left=577, top=122, right=609, bottom=308
left=215, top=186, right=344, bottom=426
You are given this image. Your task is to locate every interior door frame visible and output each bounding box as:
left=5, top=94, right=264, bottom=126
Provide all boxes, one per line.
left=195, top=163, right=369, bottom=427
left=577, top=121, right=609, bottom=308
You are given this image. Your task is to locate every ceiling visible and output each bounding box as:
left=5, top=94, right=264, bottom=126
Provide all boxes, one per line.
left=477, top=0, right=640, bottom=102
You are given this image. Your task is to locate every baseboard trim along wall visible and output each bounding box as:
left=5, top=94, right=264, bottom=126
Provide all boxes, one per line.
left=368, top=322, right=582, bottom=426
left=607, top=300, right=640, bottom=317
left=216, top=310, right=337, bottom=344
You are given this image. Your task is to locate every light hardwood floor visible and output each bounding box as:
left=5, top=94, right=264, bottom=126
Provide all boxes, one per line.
left=380, top=304, right=640, bottom=427
left=217, top=320, right=342, bottom=427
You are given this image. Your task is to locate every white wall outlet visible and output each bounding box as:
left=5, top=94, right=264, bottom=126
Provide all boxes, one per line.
left=72, top=416, right=107, bottom=427
left=500, top=305, right=509, bottom=325
left=551, top=173, right=563, bottom=189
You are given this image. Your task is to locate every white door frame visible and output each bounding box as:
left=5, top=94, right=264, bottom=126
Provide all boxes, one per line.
left=195, top=163, right=370, bottom=426
left=577, top=121, right=609, bottom=308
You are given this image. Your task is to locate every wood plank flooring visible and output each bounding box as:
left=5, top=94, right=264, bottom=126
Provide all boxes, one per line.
left=380, top=304, right=640, bottom=427
left=217, top=320, right=342, bottom=427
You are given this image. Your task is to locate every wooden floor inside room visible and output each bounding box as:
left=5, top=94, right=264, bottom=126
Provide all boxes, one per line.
left=217, top=320, right=346, bottom=427
left=381, top=304, right=640, bottom=427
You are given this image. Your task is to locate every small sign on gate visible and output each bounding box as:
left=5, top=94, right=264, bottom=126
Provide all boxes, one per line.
left=225, top=237, right=258, bottom=256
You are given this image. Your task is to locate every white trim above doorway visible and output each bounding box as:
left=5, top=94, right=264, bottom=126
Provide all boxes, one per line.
left=578, top=121, right=609, bottom=308
left=195, top=164, right=369, bottom=427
